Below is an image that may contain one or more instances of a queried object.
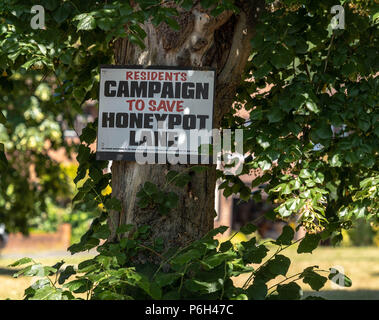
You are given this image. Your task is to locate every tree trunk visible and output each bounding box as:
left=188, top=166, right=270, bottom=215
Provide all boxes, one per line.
left=110, top=1, right=263, bottom=249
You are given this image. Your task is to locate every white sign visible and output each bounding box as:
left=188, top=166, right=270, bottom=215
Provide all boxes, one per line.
left=96, top=66, right=215, bottom=162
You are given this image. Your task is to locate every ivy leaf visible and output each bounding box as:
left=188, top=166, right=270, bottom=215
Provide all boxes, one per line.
left=297, top=233, right=321, bottom=254
left=165, top=17, right=180, bottom=31
left=143, top=181, right=158, bottom=196
left=104, top=197, right=122, bottom=211
left=165, top=192, right=179, bottom=209
left=116, top=224, right=134, bottom=235
left=173, top=174, right=191, bottom=187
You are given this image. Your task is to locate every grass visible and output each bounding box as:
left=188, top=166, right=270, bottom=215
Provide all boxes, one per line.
left=0, top=246, right=378, bottom=300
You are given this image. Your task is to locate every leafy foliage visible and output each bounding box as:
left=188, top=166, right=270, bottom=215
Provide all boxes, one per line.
left=9, top=223, right=348, bottom=300
left=1, top=0, right=377, bottom=300
left=222, top=0, right=378, bottom=244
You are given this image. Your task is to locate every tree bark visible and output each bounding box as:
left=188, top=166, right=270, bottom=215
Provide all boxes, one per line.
left=110, top=1, right=264, bottom=249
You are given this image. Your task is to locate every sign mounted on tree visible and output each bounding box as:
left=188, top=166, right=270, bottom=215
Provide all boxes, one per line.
left=96, top=66, right=215, bottom=164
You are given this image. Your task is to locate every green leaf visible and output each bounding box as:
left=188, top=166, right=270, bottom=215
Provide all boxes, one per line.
left=267, top=255, right=291, bottom=277
left=181, top=0, right=194, bottom=11
left=165, top=17, right=180, bottom=31
left=297, top=233, right=321, bottom=254
left=242, top=243, right=269, bottom=264
left=64, top=279, right=92, bottom=293
left=155, top=272, right=181, bottom=287
left=314, top=123, right=332, bottom=140
left=143, top=181, right=158, bottom=195
left=276, top=226, right=295, bottom=245
left=302, top=269, right=327, bottom=291
left=104, top=197, right=122, bottom=211
left=51, top=260, right=65, bottom=271
left=58, top=266, right=76, bottom=285
left=76, top=14, right=96, bottom=31
left=200, top=0, right=214, bottom=9
left=299, top=169, right=312, bottom=179
left=165, top=192, right=179, bottom=209
left=117, top=224, right=134, bottom=235
left=97, top=18, right=113, bottom=31
left=240, top=223, right=258, bottom=235
left=330, top=154, right=342, bottom=167
left=205, top=226, right=229, bottom=238
left=173, top=174, right=191, bottom=187
left=14, top=264, right=56, bottom=278
left=171, top=249, right=202, bottom=265
left=77, top=144, right=90, bottom=163
left=253, top=62, right=272, bottom=79
left=247, top=280, right=267, bottom=300
left=80, top=125, right=97, bottom=144
left=190, top=165, right=208, bottom=173
left=92, top=224, right=110, bottom=239
left=8, top=257, right=33, bottom=267
left=184, top=279, right=221, bottom=294
left=21, top=58, right=40, bottom=71
left=29, top=286, right=62, bottom=300
left=267, top=108, right=284, bottom=123
left=202, top=251, right=236, bottom=269
left=53, top=3, right=71, bottom=24
left=149, top=282, right=162, bottom=299
left=276, top=282, right=302, bottom=300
